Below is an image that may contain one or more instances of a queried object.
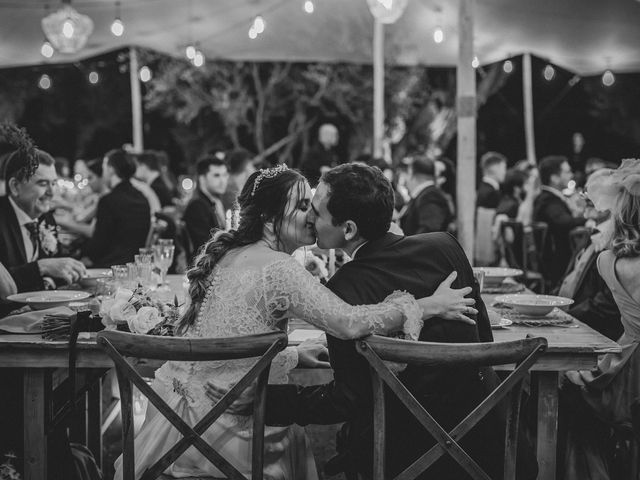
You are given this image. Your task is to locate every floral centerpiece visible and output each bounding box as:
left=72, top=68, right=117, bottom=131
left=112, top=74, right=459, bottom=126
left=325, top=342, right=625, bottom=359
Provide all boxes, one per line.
left=0, top=453, right=20, bottom=480
left=100, top=285, right=182, bottom=335
left=292, top=248, right=330, bottom=283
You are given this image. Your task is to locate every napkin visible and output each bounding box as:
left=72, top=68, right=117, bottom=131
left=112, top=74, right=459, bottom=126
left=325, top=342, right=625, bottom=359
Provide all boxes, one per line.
left=0, top=306, right=74, bottom=333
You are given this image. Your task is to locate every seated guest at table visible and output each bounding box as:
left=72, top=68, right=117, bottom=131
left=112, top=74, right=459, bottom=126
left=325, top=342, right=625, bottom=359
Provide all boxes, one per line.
left=399, top=155, right=454, bottom=235
left=561, top=159, right=640, bottom=479
left=221, top=148, right=255, bottom=211
left=135, top=150, right=174, bottom=207
left=533, top=155, right=587, bottom=290
left=477, top=151, right=507, bottom=209
left=183, top=155, right=228, bottom=256
left=0, top=146, right=86, bottom=292
left=497, top=169, right=528, bottom=218
left=83, top=149, right=150, bottom=267
left=557, top=199, right=622, bottom=341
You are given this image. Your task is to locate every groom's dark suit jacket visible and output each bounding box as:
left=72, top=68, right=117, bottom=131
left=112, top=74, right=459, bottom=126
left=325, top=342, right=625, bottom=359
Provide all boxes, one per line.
left=267, top=232, right=537, bottom=479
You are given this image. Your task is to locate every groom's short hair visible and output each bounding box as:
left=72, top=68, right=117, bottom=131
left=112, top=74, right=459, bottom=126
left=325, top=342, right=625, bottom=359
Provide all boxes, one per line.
left=321, top=163, right=393, bottom=241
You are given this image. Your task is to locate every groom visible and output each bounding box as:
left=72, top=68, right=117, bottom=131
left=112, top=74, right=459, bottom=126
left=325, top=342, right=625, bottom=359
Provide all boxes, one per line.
left=265, top=163, right=538, bottom=479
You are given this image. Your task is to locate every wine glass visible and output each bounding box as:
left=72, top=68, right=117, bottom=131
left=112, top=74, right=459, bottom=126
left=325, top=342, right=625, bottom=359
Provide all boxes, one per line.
left=153, top=244, right=175, bottom=287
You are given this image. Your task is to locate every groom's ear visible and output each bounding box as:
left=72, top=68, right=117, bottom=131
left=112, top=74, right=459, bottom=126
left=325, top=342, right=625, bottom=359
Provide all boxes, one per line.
left=343, top=219, right=359, bottom=242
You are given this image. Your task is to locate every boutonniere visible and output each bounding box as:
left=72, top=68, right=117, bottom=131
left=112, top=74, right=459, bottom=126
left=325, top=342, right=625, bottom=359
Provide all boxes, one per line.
left=38, top=221, right=58, bottom=256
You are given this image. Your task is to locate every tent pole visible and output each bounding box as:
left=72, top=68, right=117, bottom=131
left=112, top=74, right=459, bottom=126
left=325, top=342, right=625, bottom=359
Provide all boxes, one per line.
left=523, top=53, right=536, bottom=164
left=129, top=47, right=144, bottom=152
left=456, top=0, right=476, bottom=261
left=373, top=18, right=384, bottom=157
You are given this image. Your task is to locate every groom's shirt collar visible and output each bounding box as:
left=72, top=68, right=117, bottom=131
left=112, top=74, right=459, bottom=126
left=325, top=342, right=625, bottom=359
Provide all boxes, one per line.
left=351, top=241, right=369, bottom=259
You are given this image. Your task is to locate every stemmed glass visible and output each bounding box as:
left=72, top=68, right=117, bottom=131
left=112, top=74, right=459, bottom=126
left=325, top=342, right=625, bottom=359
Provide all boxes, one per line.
left=153, top=242, right=175, bottom=288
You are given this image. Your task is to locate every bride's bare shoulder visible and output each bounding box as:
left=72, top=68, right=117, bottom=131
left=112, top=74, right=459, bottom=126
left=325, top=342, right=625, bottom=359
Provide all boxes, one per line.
left=218, top=243, right=292, bottom=270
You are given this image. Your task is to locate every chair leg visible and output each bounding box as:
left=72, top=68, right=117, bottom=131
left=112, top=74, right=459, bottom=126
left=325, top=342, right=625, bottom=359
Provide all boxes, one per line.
left=631, top=438, right=639, bottom=480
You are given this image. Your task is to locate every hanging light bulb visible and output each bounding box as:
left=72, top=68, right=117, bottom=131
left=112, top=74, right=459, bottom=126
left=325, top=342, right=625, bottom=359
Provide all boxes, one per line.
left=433, top=26, right=444, bottom=44
left=62, top=18, right=75, bottom=38
left=248, top=26, right=258, bottom=39
left=366, top=0, right=409, bottom=24
left=110, top=2, right=124, bottom=36
left=602, top=69, right=615, bottom=87
left=42, top=5, right=94, bottom=54
left=41, top=40, right=54, bottom=58
left=471, top=56, right=479, bottom=69
left=88, top=71, right=99, bottom=84
left=111, top=18, right=124, bottom=36
left=39, top=74, right=52, bottom=90
left=185, top=45, right=196, bottom=60
left=503, top=60, right=513, bottom=74
left=193, top=50, right=205, bottom=67
left=139, top=66, right=151, bottom=82
left=304, top=1, right=314, bottom=13
left=543, top=64, right=555, bottom=81
left=253, top=15, right=265, bottom=34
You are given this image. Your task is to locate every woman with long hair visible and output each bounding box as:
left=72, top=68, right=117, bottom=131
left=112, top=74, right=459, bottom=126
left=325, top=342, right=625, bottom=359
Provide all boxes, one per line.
left=562, top=159, right=640, bottom=479
left=115, top=164, right=476, bottom=479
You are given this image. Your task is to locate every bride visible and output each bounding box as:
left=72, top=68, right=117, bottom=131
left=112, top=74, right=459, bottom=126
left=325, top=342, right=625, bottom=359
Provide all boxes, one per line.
left=114, top=164, right=477, bottom=479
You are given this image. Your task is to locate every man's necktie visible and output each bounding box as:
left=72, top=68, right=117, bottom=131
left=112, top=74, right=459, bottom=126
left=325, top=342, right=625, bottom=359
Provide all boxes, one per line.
left=25, top=221, right=39, bottom=258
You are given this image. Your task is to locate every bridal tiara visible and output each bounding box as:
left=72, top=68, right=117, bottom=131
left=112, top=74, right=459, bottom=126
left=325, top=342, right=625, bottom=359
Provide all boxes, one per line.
left=251, top=163, right=289, bottom=196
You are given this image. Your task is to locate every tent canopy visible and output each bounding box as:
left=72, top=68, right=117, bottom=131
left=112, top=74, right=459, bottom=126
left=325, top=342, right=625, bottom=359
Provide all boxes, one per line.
left=1, top=0, right=639, bottom=75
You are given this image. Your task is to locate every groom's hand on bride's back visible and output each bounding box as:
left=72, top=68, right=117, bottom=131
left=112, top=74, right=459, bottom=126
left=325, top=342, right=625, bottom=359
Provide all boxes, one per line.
left=296, top=341, right=330, bottom=368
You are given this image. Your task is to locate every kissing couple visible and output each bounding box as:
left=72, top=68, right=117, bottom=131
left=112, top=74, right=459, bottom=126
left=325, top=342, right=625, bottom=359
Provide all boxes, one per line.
left=115, top=163, right=533, bottom=479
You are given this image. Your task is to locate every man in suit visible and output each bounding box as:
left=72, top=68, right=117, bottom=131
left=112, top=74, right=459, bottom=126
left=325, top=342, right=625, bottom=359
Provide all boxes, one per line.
left=400, top=155, right=454, bottom=235
left=82, top=149, right=150, bottom=267
left=0, top=148, right=86, bottom=296
left=533, top=156, right=587, bottom=290
left=260, top=164, right=535, bottom=479
left=183, top=155, right=228, bottom=257
left=477, top=151, right=507, bottom=209
left=134, top=150, right=174, bottom=207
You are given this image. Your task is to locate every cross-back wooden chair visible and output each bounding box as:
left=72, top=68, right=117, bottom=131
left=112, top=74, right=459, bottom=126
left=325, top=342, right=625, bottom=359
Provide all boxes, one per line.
left=356, top=335, right=548, bottom=480
left=96, top=330, right=288, bottom=480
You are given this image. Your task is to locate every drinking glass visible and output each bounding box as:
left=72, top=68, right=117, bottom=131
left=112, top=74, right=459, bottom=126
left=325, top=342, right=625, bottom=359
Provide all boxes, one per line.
left=157, top=239, right=174, bottom=247
left=126, top=262, right=139, bottom=289
left=139, top=247, right=154, bottom=256
left=153, top=244, right=175, bottom=286
left=111, top=264, right=128, bottom=289
left=472, top=268, right=486, bottom=293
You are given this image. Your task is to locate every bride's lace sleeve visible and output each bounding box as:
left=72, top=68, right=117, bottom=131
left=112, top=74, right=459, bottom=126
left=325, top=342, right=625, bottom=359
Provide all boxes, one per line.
left=263, top=258, right=423, bottom=340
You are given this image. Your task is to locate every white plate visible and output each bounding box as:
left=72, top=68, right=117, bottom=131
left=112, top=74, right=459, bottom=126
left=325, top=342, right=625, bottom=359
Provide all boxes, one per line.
left=7, top=290, right=91, bottom=310
left=495, top=294, right=574, bottom=317
left=491, top=318, right=513, bottom=329
left=473, top=267, right=523, bottom=286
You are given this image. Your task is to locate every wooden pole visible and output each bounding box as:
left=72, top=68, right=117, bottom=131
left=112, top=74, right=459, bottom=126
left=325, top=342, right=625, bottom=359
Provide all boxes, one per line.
left=456, top=0, right=476, bottom=261
left=373, top=19, right=384, bottom=157
left=129, top=47, right=144, bottom=152
left=523, top=53, right=537, bottom=164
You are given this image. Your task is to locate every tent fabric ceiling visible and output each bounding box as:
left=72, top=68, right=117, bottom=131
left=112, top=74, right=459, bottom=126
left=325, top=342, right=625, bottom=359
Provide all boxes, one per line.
left=0, top=0, right=639, bottom=75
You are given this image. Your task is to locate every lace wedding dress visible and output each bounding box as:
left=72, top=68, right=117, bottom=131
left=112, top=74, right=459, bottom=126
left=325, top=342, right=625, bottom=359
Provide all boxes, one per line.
left=114, top=248, right=420, bottom=479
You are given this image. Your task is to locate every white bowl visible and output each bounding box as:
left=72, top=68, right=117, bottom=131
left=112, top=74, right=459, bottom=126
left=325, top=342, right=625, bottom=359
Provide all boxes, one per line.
left=472, top=267, right=523, bottom=286
left=495, top=294, right=574, bottom=317
left=7, top=290, right=91, bottom=310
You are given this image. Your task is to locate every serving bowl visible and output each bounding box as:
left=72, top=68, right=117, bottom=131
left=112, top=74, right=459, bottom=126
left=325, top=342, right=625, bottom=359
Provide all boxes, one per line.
left=495, top=294, right=574, bottom=317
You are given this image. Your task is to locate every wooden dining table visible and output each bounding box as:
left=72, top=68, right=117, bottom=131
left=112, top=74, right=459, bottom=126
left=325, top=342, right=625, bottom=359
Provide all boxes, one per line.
left=482, top=289, right=621, bottom=480
left=0, top=276, right=623, bottom=480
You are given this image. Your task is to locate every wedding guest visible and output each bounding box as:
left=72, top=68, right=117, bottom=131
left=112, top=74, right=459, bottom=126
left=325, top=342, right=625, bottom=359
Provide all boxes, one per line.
left=183, top=155, right=228, bottom=256
left=221, top=148, right=255, bottom=211
left=135, top=150, right=173, bottom=207
left=497, top=169, right=528, bottom=218
left=477, top=151, right=507, bottom=209
left=399, top=155, right=453, bottom=235
left=0, top=262, right=16, bottom=300
left=561, top=159, right=640, bottom=479
left=83, top=149, right=150, bottom=267
left=300, top=123, right=340, bottom=187
left=533, top=156, right=587, bottom=289
left=0, top=146, right=86, bottom=291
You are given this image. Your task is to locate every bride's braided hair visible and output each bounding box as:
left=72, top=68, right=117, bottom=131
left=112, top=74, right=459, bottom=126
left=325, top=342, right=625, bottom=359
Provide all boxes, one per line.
left=178, top=165, right=306, bottom=333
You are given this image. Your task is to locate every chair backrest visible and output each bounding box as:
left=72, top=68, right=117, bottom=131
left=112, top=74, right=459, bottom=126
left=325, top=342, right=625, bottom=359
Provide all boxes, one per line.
left=97, top=330, right=288, bottom=480
left=356, top=335, right=547, bottom=480
left=569, top=226, right=591, bottom=256
left=499, top=221, right=547, bottom=274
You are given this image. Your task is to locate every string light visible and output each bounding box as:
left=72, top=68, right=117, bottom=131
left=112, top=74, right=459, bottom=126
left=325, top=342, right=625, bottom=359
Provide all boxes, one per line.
left=193, top=50, right=205, bottom=67
left=253, top=15, right=265, bottom=34
left=185, top=45, right=196, bottom=60
left=41, top=40, right=54, bottom=58
left=503, top=60, right=513, bottom=74
left=471, top=56, right=479, bottom=69
left=602, top=69, right=615, bottom=87
left=39, top=74, right=52, bottom=90
left=248, top=26, right=258, bottom=39
left=88, top=71, right=99, bottom=84
left=110, top=1, right=124, bottom=36
left=304, top=1, right=314, bottom=13
left=433, top=26, right=444, bottom=44
left=543, top=64, right=555, bottom=81
left=139, top=66, right=151, bottom=82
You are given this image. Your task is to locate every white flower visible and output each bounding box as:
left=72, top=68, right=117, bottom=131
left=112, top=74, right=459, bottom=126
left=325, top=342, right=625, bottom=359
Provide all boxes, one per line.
left=38, top=222, right=58, bottom=256
left=109, top=299, right=137, bottom=324
left=129, top=306, right=162, bottom=334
